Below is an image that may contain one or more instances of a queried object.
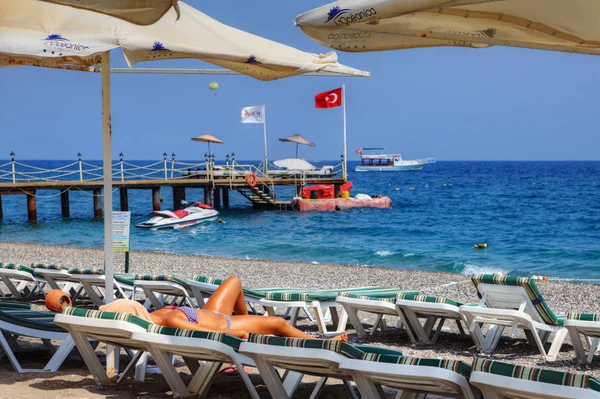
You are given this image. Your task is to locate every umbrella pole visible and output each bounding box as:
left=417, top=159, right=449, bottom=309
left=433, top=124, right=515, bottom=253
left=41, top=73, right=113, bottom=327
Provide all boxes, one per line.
left=101, top=51, right=117, bottom=374
left=296, top=143, right=298, bottom=159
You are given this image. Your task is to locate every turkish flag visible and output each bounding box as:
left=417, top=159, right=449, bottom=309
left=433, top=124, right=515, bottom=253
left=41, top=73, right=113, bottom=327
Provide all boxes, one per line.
left=315, top=87, right=343, bottom=108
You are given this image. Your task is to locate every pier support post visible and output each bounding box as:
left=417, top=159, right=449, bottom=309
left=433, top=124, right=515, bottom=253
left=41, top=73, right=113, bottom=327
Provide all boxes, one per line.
left=93, top=189, right=102, bottom=219
left=60, top=190, right=70, bottom=218
left=173, top=187, right=186, bottom=210
left=120, top=188, right=129, bottom=211
left=222, top=188, right=229, bottom=207
left=152, top=188, right=161, bottom=211
left=213, top=187, right=221, bottom=208
left=0, top=195, right=3, bottom=220
left=334, top=184, right=341, bottom=198
left=27, top=191, right=37, bottom=222
left=204, top=187, right=212, bottom=207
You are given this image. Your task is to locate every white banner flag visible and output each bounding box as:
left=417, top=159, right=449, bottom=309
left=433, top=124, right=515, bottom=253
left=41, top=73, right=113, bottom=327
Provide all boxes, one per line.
left=241, top=105, right=265, bottom=124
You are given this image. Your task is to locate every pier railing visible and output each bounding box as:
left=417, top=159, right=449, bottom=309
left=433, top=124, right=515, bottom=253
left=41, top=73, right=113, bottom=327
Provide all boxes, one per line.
left=0, top=152, right=344, bottom=186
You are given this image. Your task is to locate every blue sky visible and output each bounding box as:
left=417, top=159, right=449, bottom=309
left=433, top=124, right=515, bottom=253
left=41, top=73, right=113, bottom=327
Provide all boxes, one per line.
left=1, top=0, right=599, bottom=162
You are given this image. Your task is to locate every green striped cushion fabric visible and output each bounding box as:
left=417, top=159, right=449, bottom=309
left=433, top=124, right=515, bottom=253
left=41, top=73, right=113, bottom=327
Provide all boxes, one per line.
left=337, top=292, right=397, bottom=303
left=395, top=293, right=463, bottom=307
left=0, top=263, right=35, bottom=274
left=33, top=264, right=69, bottom=271
left=473, top=359, right=600, bottom=392
left=114, top=273, right=134, bottom=286
left=246, top=334, right=403, bottom=361
left=471, top=274, right=560, bottom=326
left=567, top=313, right=600, bottom=322
left=0, top=301, right=32, bottom=310
left=147, top=324, right=243, bottom=350
left=62, top=306, right=152, bottom=330
left=68, top=267, right=104, bottom=275
left=264, top=288, right=413, bottom=302
left=373, top=354, right=471, bottom=378
left=0, top=309, right=66, bottom=333
left=135, top=274, right=190, bottom=288
left=192, top=275, right=225, bottom=285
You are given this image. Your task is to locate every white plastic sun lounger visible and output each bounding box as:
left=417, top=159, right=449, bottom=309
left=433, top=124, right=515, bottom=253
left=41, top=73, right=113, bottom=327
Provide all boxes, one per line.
left=564, top=313, right=600, bottom=365
left=469, top=358, right=600, bottom=399
left=339, top=354, right=476, bottom=399
left=0, top=303, right=75, bottom=372
left=33, top=264, right=85, bottom=300
left=67, top=268, right=136, bottom=307
left=0, top=264, right=46, bottom=299
left=459, top=274, right=568, bottom=361
left=133, top=274, right=196, bottom=310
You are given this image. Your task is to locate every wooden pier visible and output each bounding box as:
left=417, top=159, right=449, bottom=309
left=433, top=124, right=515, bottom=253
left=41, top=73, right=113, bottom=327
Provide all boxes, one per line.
left=0, top=154, right=346, bottom=221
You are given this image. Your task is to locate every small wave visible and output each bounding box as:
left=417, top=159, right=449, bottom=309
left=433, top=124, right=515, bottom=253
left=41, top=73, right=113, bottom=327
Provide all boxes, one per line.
left=455, top=261, right=507, bottom=276
left=375, top=250, right=395, bottom=257
left=311, top=261, right=320, bottom=265
left=403, top=253, right=416, bottom=257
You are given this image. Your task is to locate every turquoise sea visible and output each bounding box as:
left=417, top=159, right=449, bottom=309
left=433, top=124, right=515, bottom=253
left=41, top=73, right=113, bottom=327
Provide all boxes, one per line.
left=1, top=161, right=599, bottom=281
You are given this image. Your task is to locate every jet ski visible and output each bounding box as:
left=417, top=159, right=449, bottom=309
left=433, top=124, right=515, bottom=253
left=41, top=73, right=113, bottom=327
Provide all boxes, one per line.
left=135, top=201, right=219, bottom=230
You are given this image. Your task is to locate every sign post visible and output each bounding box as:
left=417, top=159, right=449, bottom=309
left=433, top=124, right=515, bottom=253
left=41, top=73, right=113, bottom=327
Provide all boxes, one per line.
left=112, top=211, right=131, bottom=272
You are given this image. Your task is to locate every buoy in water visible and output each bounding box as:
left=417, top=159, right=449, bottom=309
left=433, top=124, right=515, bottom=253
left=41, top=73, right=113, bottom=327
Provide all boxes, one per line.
left=474, top=243, right=488, bottom=249
left=218, top=218, right=226, bottom=224
left=394, top=188, right=400, bottom=191
left=409, top=187, right=415, bottom=191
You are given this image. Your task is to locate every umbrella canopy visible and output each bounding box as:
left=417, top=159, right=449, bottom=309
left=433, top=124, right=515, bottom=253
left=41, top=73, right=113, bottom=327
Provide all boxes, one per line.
left=1, top=0, right=369, bottom=80
left=279, top=134, right=315, bottom=158
left=296, top=0, right=600, bottom=55
left=0, top=0, right=368, bottom=307
left=274, top=158, right=316, bottom=171
left=39, top=0, right=180, bottom=25
left=192, top=134, right=224, bottom=157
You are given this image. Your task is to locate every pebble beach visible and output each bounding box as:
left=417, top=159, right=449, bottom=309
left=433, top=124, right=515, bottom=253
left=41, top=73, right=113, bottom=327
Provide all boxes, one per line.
left=1, top=241, right=600, bottom=398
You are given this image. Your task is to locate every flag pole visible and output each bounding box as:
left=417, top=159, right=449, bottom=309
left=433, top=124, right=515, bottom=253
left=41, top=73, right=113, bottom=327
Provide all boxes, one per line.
left=342, top=84, right=347, bottom=181
left=263, top=105, right=268, bottom=174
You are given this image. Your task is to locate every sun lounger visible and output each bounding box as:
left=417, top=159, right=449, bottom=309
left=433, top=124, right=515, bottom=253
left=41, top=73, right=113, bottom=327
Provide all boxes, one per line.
left=131, top=326, right=261, bottom=398
left=133, top=274, right=196, bottom=310
left=239, top=334, right=405, bottom=399
left=0, top=263, right=46, bottom=299
left=469, top=358, right=600, bottom=398
left=0, top=303, right=75, bottom=372
left=33, top=264, right=85, bottom=300
left=564, top=313, right=600, bottom=365
left=459, top=274, right=568, bottom=360
left=68, top=268, right=136, bottom=307
left=339, top=353, right=476, bottom=398
left=56, top=307, right=263, bottom=398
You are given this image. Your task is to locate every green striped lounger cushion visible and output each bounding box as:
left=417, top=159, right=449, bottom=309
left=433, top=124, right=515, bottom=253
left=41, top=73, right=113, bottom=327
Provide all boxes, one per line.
left=68, top=267, right=104, bottom=275
left=395, top=293, right=463, bottom=307
left=264, top=288, right=416, bottom=302
left=473, top=359, right=600, bottom=392
left=0, top=309, right=66, bottom=333
left=567, top=313, right=600, bottom=322
left=192, top=275, right=225, bottom=285
left=0, top=264, right=35, bottom=274
left=471, top=274, right=562, bottom=326
left=33, top=264, right=69, bottom=271
left=135, top=274, right=190, bottom=288
left=62, top=307, right=153, bottom=329
left=147, top=324, right=243, bottom=350
left=338, top=290, right=420, bottom=303
left=0, top=301, right=32, bottom=310
left=372, top=354, right=472, bottom=378
left=246, top=333, right=402, bottom=361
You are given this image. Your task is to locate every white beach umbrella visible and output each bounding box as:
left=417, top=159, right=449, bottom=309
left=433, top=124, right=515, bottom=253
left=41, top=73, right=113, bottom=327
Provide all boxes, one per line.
left=296, top=0, right=600, bottom=55
left=0, top=0, right=369, bottom=305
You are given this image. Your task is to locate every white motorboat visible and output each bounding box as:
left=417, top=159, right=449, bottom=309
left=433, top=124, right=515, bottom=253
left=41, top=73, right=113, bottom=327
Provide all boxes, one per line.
left=354, top=148, right=435, bottom=172
left=135, top=201, right=219, bottom=230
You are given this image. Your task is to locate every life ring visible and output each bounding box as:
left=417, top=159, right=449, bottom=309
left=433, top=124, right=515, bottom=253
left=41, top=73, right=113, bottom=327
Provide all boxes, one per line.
left=246, top=173, right=257, bottom=187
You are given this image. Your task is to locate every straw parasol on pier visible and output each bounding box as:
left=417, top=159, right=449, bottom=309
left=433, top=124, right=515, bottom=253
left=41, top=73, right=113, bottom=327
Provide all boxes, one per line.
left=279, top=134, right=315, bottom=159
left=192, top=134, right=224, bottom=157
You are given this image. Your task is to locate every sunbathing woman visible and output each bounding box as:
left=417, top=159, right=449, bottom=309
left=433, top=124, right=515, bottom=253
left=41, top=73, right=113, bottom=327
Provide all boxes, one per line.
left=98, top=276, right=348, bottom=341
